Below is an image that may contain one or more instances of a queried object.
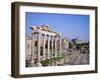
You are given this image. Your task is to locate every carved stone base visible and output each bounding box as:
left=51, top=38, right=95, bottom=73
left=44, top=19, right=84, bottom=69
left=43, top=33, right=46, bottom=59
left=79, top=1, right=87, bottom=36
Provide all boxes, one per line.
left=36, top=62, right=42, bottom=67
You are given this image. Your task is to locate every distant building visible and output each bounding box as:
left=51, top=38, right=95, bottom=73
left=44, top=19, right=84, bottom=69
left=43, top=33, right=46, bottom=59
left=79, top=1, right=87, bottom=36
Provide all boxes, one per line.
left=72, top=38, right=83, bottom=44
left=61, top=37, right=69, bottom=50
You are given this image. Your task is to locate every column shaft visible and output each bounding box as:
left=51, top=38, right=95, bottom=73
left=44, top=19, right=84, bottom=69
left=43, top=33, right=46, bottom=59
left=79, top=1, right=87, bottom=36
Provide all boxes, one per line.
left=37, top=32, right=41, bottom=66
left=43, top=34, right=46, bottom=60
left=54, top=37, right=57, bottom=57
left=47, top=35, right=50, bottom=59
left=59, top=36, right=61, bottom=57
left=31, top=33, right=35, bottom=66
left=51, top=36, right=54, bottom=58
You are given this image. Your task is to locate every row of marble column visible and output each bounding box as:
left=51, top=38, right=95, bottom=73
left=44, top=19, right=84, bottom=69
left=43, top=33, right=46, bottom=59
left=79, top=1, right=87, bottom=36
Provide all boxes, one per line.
left=31, top=31, right=61, bottom=66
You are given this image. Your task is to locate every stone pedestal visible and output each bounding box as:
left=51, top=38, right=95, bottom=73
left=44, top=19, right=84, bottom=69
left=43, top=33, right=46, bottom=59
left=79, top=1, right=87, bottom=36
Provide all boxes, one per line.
left=36, top=62, right=42, bottom=67
left=31, top=60, right=35, bottom=67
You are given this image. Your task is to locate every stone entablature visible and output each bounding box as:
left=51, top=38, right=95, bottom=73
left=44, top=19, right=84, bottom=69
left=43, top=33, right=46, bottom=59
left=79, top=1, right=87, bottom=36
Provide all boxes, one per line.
left=30, top=25, right=60, bottom=37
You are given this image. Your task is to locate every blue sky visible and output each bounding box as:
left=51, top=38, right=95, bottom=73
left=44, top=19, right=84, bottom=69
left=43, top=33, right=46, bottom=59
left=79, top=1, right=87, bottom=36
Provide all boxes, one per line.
left=26, top=12, right=90, bottom=42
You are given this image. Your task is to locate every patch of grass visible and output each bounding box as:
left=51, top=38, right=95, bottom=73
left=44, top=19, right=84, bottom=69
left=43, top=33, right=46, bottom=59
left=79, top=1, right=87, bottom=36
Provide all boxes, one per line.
left=40, top=53, right=65, bottom=66
left=40, top=59, right=53, bottom=66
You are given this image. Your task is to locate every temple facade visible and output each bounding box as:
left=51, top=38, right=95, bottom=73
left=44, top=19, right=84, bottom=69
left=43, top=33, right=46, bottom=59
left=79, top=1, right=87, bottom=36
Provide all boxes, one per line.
left=26, top=25, right=68, bottom=67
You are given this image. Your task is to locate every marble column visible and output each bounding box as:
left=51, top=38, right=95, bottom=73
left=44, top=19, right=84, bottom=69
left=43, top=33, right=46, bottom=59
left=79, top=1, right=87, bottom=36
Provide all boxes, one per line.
left=37, top=31, right=42, bottom=66
left=43, top=34, right=46, bottom=60
left=51, top=35, right=55, bottom=66
left=54, top=36, right=57, bottom=57
left=51, top=35, right=54, bottom=58
left=31, top=32, right=35, bottom=66
left=59, top=33, right=61, bottom=57
left=47, top=35, right=50, bottom=59
left=54, top=36, right=58, bottom=66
